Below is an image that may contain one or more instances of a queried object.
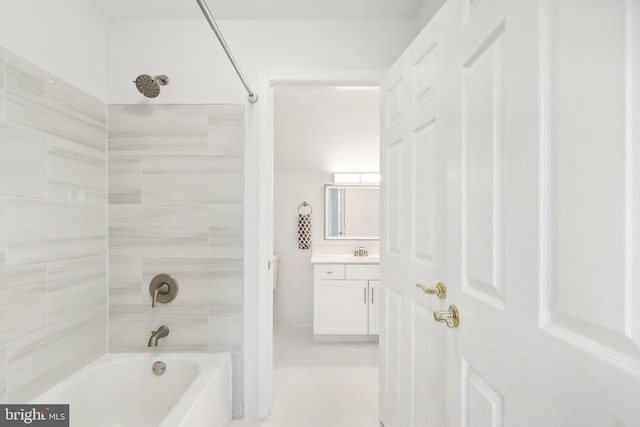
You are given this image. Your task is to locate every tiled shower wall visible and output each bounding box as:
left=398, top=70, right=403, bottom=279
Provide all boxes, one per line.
left=106, top=104, right=245, bottom=416
left=0, top=47, right=244, bottom=414
left=0, top=48, right=108, bottom=402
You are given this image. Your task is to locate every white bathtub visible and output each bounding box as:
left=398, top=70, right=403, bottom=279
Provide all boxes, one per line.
left=33, top=353, right=232, bottom=427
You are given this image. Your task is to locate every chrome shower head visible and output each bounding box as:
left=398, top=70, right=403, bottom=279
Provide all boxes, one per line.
left=134, top=74, right=169, bottom=98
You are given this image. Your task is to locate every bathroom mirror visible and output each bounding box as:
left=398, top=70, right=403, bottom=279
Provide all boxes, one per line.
left=325, top=185, right=380, bottom=240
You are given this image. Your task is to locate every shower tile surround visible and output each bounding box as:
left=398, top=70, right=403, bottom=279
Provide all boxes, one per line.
left=0, top=47, right=108, bottom=402
left=107, top=104, right=245, bottom=417
left=0, top=47, right=245, bottom=417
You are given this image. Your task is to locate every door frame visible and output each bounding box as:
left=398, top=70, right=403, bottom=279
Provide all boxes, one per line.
left=253, top=70, right=383, bottom=419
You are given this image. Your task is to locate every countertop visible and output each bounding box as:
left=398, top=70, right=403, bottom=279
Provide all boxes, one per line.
left=310, top=253, right=380, bottom=264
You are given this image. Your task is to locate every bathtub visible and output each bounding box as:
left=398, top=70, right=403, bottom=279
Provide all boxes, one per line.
left=33, top=353, right=232, bottom=427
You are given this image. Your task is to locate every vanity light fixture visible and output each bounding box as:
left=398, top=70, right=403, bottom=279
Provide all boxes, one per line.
left=333, top=173, right=361, bottom=184
left=333, top=173, right=380, bottom=184
left=360, top=173, right=381, bottom=184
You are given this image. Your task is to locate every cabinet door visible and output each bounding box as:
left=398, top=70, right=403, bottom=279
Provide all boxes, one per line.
left=368, top=281, right=380, bottom=335
left=313, top=280, right=368, bottom=335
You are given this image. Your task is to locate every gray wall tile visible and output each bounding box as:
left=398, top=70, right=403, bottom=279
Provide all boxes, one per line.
left=208, top=105, right=244, bottom=156
left=108, top=155, right=141, bottom=204
left=7, top=313, right=106, bottom=403
left=109, top=304, right=207, bottom=352
left=208, top=304, right=243, bottom=352
left=107, top=103, right=244, bottom=417
left=144, top=258, right=243, bottom=305
left=0, top=122, right=47, bottom=199
left=47, top=256, right=107, bottom=327
left=0, top=198, right=6, bottom=271
left=0, top=48, right=5, bottom=120
left=48, top=136, right=106, bottom=203
left=0, top=267, right=47, bottom=347
left=0, top=47, right=108, bottom=404
left=142, top=156, right=243, bottom=204
left=5, top=53, right=105, bottom=150
left=109, top=205, right=208, bottom=257
left=108, top=105, right=208, bottom=154
left=109, top=255, right=142, bottom=304
left=209, top=204, right=244, bottom=258
left=229, top=351, right=244, bottom=419
left=0, top=347, right=6, bottom=404
left=6, top=200, right=106, bottom=268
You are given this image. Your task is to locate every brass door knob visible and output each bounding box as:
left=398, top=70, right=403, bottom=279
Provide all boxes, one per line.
left=415, top=282, right=447, bottom=299
left=433, top=305, right=460, bottom=328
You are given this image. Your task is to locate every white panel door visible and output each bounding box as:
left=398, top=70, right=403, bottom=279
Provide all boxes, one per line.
left=510, top=0, right=640, bottom=423
left=446, top=0, right=640, bottom=424
left=381, top=0, right=640, bottom=425
left=443, top=0, right=512, bottom=423
left=380, top=55, right=410, bottom=426
left=380, top=5, right=450, bottom=427
left=313, top=280, right=368, bottom=335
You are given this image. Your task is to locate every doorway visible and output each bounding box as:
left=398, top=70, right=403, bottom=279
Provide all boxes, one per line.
left=259, top=76, right=383, bottom=423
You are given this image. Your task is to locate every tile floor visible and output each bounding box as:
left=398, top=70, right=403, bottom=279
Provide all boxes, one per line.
left=231, top=326, right=380, bottom=427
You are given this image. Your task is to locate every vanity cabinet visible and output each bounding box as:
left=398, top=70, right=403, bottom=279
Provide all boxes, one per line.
left=313, top=263, right=380, bottom=336
left=368, top=280, right=380, bottom=335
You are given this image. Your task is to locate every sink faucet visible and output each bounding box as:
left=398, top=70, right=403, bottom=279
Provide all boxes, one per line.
left=148, top=325, right=169, bottom=347
left=354, top=247, right=368, bottom=257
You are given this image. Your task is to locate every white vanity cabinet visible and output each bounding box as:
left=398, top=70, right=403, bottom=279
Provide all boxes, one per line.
left=312, top=263, right=380, bottom=336
left=368, top=280, right=380, bottom=335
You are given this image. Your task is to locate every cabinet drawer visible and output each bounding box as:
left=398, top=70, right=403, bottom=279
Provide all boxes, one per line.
left=345, top=264, right=380, bottom=280
left=313, top=264, right=346, bottom=280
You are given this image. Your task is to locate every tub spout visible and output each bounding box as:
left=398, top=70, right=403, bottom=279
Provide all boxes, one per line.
left=148, top=325, right=169, bottom=347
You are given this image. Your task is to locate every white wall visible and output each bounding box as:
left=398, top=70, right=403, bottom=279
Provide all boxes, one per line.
left=106, top=19, right=415, bottom=104
left=0, top=0, right=107, bottom=101
left=273, top=87, right=380, bottom=327
left=273, top=172, right=328, bottom=326
left=274, top=86, right=380, bottom=173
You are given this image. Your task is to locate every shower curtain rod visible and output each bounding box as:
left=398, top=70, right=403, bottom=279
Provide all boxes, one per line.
left=196, top=0, right=258, bottom=103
